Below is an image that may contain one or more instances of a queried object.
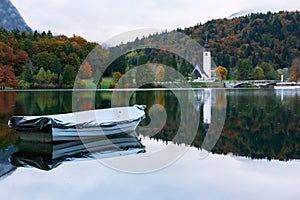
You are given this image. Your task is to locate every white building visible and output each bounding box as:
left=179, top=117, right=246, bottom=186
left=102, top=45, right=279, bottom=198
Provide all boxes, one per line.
left=192, top=37, right=215, bottom=81
left=203, top=38, right=211, bottom=80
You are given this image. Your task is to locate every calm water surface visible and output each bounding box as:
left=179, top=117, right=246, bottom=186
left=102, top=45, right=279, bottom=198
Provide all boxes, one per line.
left=0, top=89, right=300, bottom=200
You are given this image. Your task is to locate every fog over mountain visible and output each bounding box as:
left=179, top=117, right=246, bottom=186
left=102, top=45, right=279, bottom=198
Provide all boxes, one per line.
left=0, top=0, right=31, bottom=32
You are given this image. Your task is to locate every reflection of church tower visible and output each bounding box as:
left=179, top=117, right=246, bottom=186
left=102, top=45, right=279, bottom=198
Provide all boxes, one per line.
left=203, top=88, right=211, bottom=131
left=203, top=35, right=211, bottom=80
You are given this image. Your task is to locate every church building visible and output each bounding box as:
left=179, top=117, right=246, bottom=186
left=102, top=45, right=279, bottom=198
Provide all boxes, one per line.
left=192, top=36, right=215, bottom=81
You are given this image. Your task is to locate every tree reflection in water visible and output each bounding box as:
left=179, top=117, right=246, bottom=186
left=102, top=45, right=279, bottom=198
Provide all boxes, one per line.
left=0, top=89, right=299, bottom=175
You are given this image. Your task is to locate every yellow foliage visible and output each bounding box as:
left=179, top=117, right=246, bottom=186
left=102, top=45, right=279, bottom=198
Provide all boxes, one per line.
left=156, top=65, right=165, bottom=82
left=215, top=66, right=228, bottom=80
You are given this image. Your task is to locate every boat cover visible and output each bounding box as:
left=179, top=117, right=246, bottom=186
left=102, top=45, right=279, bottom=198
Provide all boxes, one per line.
left=8, top=105, right=146, bottom=132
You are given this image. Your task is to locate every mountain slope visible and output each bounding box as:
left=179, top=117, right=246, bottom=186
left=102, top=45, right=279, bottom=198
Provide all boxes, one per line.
left=179, top=11, right=300, bottom=71
left=114, top=11, right=300, bottom=80
left=0, top=0, right=32, bottom=32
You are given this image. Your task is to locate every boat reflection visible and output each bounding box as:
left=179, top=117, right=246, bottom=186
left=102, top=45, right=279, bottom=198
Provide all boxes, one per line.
left=0, top=146, right=17, bottom=181
left=1, top=131, right=145, bottom=172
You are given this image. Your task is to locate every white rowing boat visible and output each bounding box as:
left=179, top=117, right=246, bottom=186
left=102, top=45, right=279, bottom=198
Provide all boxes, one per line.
left=8, top=105, right=146, bottom=141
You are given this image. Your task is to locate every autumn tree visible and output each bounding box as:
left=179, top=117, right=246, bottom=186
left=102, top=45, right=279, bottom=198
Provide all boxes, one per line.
left=289, top=58, right=300, bottom=82
left=109, top=71, right=122, bottom=88
left=80, top=61, right=93, bottom=79
left=215, top=65, right=228, bottom=80
left=112, top=72, right=122, bottom=83
left=155, top=65, right=165, bottom=82
left=0, top=42, right=16, bottom=66
left=14, top=49, right=30, bottom=76
left=0, top=65, right=18, bottom=89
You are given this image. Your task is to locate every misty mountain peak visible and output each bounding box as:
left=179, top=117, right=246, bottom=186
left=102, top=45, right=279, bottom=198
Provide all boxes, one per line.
left=0, top=0, right=32, bottom=32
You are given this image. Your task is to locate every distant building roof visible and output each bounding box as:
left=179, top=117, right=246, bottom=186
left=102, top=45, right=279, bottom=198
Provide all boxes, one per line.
left=192, top=65, right=209, bottom=79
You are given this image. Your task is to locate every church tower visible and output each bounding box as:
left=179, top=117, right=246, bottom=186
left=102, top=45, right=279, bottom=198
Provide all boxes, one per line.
left=203, top=35, right=211, bottom=80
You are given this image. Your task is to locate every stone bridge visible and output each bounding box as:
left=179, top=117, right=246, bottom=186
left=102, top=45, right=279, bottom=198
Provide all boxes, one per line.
left=224, top=80, right=280, bottom=88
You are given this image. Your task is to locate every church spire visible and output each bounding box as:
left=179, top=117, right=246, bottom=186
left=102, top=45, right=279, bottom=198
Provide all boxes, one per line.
left=204, top=33, right=209, bottom=51
left=203, top=31, right=211, bottom=80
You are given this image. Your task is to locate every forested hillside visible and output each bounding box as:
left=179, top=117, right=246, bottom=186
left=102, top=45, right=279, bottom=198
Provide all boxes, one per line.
left=0, top=29, right=97, bottom=89
left=0, top=11, right=299, bottom=89
left=108, top=11, right=300, bottom=81
left=180, top=11, right=300, bottom=79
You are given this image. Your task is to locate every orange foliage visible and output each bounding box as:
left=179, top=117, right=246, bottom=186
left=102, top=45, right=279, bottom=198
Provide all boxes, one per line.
left=215, top=66, right=228, bottom=80
left=73, top=35, right=88, bottom=46
left=0, top=42, right=16, bottom=65
left=0, top=65, right=18, bottom=89
left=15, top=49, right=30, bottom=75
left=0, top=91, right=17, bottom=114
left=81, top=61, right=93, bottom=79
left=83, top=99, right=93, bottom=110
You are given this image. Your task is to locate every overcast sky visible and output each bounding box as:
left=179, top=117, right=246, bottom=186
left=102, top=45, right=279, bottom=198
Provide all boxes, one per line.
left=10, top=0, right=300, bottom=42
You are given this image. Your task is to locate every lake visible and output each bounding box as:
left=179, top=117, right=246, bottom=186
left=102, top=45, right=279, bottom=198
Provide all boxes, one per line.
left=0, top=89, right=300, bottom=199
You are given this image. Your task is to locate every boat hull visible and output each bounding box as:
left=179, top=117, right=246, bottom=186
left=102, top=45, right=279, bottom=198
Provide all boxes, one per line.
left=52, top=120, right=141, bottom=141
left=8, top=105, right=146, bottom=142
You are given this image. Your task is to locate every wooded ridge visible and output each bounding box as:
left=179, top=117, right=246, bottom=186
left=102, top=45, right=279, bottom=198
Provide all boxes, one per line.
left=0, top=11, right=299, bottom=89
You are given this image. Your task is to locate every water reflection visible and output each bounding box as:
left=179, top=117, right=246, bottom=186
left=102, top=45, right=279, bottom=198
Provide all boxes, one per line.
left=214, top=89, right=300, bottom=161
left=275, top=88, right=300, bottom=101
left=0, top=146, right=17, bottom=181
left=0, top=89, right=299, bottom=171
left=192, top=89, right=227, bottom=155
left=0, top=131, right=145, bottom=175
left=135, top=89, right=300, bottom=161
left=0, top=89, right=300, bottom=199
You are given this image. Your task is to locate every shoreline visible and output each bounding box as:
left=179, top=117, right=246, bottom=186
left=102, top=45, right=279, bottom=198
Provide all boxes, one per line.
left=1, top=87, right=298, bottom=92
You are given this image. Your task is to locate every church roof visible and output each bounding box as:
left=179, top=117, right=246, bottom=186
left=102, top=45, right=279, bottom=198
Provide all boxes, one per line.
left=204, top=36, right=210, bottom=51
left=192, top=65, right=209, bottom=79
